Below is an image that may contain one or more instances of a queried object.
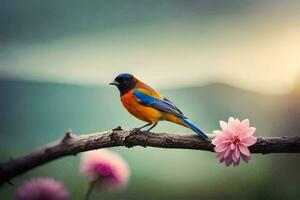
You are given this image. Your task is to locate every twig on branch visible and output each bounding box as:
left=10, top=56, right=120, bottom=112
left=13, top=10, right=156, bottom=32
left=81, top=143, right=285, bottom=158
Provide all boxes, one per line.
left=0, top=127, right=300, bottom=186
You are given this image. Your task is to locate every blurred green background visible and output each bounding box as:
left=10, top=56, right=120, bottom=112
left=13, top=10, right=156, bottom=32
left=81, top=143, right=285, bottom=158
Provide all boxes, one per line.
left=1, top=0, right=300, bottom=199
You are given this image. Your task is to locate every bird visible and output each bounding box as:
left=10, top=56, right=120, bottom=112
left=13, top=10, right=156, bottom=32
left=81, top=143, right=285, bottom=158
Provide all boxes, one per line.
left=109, top=73, right=208, bottom=140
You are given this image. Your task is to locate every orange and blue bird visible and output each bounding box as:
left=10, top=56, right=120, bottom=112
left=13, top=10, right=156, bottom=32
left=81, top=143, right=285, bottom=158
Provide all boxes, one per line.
left=109, top=73, right=208, bottom=140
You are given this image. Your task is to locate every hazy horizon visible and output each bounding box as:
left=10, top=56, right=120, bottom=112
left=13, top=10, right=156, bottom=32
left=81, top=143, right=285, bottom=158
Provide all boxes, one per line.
left=1, top=0, right=300, bottom=94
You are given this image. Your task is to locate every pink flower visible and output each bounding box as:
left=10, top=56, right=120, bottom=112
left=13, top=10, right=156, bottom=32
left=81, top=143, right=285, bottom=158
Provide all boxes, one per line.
left=81, top=149, right=130, bottom=191
left=212, top=117, right=257, bottom=167
left=15, top=177, right=69, bottom=200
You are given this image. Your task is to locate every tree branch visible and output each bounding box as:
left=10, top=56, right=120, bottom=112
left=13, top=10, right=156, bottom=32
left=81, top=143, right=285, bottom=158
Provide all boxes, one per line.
left=1, top=127, right=300, bottom=186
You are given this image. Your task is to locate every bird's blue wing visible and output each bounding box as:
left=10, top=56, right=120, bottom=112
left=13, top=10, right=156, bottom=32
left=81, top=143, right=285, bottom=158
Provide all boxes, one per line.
left=163, top=97, right=183, bottom=115
left=133, top=89, right=208, bottom=140
left=133, top=89, right=185, bottom=118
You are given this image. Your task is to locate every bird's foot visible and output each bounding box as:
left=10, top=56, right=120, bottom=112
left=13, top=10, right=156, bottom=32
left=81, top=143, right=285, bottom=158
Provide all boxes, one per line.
left=129, top=128, right=142, bottom=135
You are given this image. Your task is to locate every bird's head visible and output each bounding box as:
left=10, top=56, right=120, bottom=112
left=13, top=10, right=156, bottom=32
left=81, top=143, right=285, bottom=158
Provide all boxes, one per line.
left=109, top=73, right=138, bottom=95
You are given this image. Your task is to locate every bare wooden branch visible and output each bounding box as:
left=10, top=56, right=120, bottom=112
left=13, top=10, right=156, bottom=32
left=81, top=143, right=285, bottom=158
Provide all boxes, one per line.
left=1, top=127, right=300, bottom=186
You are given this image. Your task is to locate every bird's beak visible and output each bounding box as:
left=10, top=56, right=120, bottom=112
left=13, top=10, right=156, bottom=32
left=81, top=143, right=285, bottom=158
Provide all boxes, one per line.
left=109, top=80, right=119, bottom=86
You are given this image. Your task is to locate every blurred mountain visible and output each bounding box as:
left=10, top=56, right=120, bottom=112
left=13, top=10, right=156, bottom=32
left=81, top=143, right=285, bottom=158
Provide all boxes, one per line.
left=0, top=79, right=299, bottom=200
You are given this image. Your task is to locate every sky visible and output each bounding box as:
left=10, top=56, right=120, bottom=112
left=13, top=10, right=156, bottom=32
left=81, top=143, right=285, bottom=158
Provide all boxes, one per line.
left=1, top=0, right=300, bottom=94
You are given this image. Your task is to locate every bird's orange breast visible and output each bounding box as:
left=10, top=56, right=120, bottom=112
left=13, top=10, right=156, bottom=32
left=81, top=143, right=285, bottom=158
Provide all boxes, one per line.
left=121, top=90, right=162, bottom=123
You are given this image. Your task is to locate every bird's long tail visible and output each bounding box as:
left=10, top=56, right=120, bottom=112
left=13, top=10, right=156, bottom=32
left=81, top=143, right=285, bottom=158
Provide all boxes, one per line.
left=179, top=117, right=208, bottom=140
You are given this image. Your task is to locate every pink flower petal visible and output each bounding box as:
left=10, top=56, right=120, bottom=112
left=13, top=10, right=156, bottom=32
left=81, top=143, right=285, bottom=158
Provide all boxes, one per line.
left=234, top=147, right=240, bottom=159
left=233, top=121, right=243, bottom=136
left=216, top=152, right=223, bottom=159
left=217, top=152, right=225, bottom=163
left=225, top=157, right=233, bottom=166
left=212, top=136, right=229, bottom=145
left=214, top=143, right=230, bottom=152
left=222, top=140, right=232, bottom=145
left=212, top=130, right=223, bottom=135
left=241, top=154, right=250, bottom=163
left=240, top=127, right=256, bottom=138
left=211, top=138, right=219, bottom=145
left=232, top=151, right=238, bottom=163
left=241, top=136, right=257, bottom=146
left=241, top=119, right=249, bottom=127
left=236, top=157, right=240, bottom=165
left=230, top=143, right=235, bottom=150
left=228, top=117, right=236, bottom=127
left=233, top=157, right=240, bottom=167
left=238, top=145, right=251, bottom=156
left=237, top=127, right=249, bottom=137
left=219, top=121, right=228, bottom=131
left=248, top=127, right=256, bottom=136
left=223, top=148, right=232, bottom=159
left=223, top=130, right=234, bottom=139
left=213, top=130, right=227, bottom=140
